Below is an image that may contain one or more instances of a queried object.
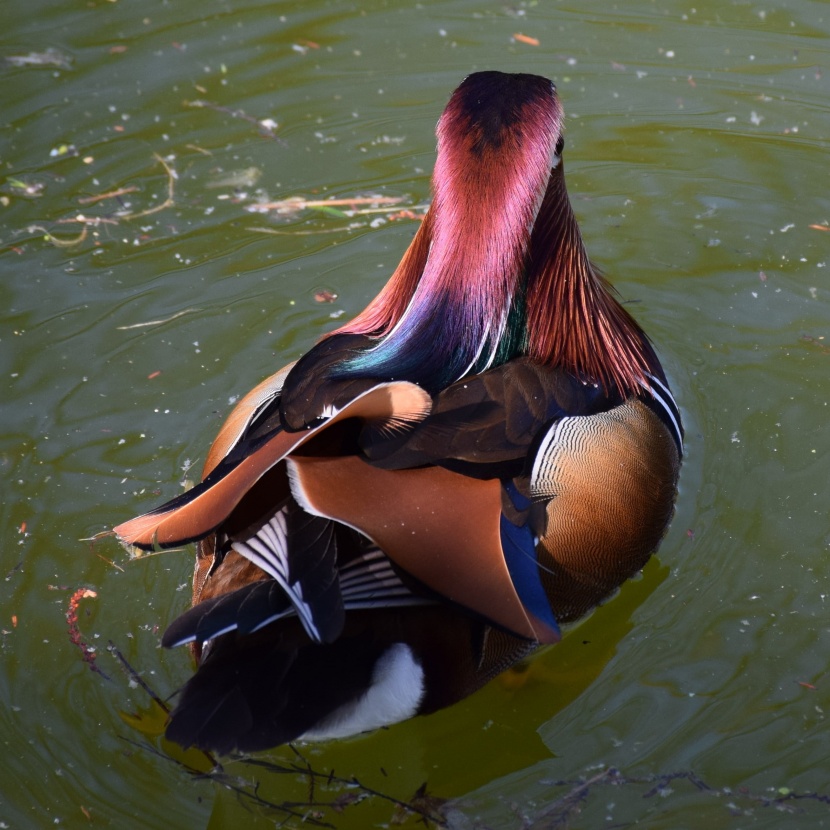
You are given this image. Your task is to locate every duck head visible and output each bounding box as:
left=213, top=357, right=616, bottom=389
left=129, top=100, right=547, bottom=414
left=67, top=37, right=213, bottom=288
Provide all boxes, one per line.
left=330, top=70, right=656, bottom=398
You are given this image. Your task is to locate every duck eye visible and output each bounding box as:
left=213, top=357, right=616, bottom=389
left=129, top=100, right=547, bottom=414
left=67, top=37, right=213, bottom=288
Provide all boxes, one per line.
left=555, top=136, right=565, bottom=156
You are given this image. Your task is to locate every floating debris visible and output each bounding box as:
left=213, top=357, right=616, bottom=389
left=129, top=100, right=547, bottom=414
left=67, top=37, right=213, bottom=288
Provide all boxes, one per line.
left=2, top=177, right=46, bottom=199
left=5, top=48, right=72, bottom=69
left=27, top=224, right=88, bottom=248
left=206, top=167, right=262, bottom=189
left=247, top=195, right=404, bottom=216
left=66, top=588, right=109, bottom=679
left=513, top=33, right=540, bottom=46
left=78, top=186, right=139, bottom=206
left=116, top=308, right=200, bottom=331
left=49, top=143, right=79, bottom=158
left=115, top=154, right=176, bottom=220
left=186, top=99, right=280, bottom=139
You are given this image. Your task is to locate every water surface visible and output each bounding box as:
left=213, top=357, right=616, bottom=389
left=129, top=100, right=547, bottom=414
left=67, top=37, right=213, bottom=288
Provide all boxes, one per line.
left=2, top=0, right=830, bottom=826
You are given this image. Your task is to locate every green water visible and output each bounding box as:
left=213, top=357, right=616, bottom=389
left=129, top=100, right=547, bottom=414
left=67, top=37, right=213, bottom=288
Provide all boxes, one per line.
left=2, top=0, right=829, bottom=826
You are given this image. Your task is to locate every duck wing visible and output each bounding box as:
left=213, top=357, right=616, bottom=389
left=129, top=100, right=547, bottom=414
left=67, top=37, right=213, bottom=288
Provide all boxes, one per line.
left=361, top=357, right=618, bottom=476
left=113, top=378, right=432, bottom=549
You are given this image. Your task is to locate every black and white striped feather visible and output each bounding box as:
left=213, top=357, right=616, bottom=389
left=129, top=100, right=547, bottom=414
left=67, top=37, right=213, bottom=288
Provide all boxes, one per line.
left=163, top=542, right=428, bottom=649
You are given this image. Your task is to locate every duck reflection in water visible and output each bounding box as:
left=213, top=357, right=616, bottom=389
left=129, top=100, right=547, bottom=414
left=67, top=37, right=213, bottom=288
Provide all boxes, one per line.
left=114, top=71, right=682, bottom=754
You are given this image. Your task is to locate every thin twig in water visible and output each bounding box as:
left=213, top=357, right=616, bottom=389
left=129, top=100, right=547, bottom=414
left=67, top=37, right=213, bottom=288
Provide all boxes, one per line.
left=56, top=215, right=120, bottom=226
left=452, top=766, right=827, bottom=828
left=78, top=186, right=139, bottom=205
left=531, top=768, right=621, bottom=829
left=642, top=769, right=713, bottom=798
left=27, top=224, right=88, bottom=248
left=124, top=546, right=187, bottom=559
left=117, top=308, right=200, bottom=330
left=118, top=735, right=334, bottom=826
left=185, top=99, right=282, bottom=140
left=94, top=551, right=125, bottom=572
left=248, top=225, right=356, bottom=237
left=185, top=143, right=213, bottom=156
left=348, top=203, right=429, bottom=216
left=118, top=154, right=176, bottom=220
left=247, top=195, right=403, bottom=214
left=109, top=642, right=170, bottom=711
left=216, top=775, right=335, bottom=827
left=242, top=752, right=449, bottom=827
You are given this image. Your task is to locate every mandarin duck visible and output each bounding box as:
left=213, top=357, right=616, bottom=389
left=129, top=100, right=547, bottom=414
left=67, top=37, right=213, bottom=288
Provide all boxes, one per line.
left=114, top=71, right=682, bottom=753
